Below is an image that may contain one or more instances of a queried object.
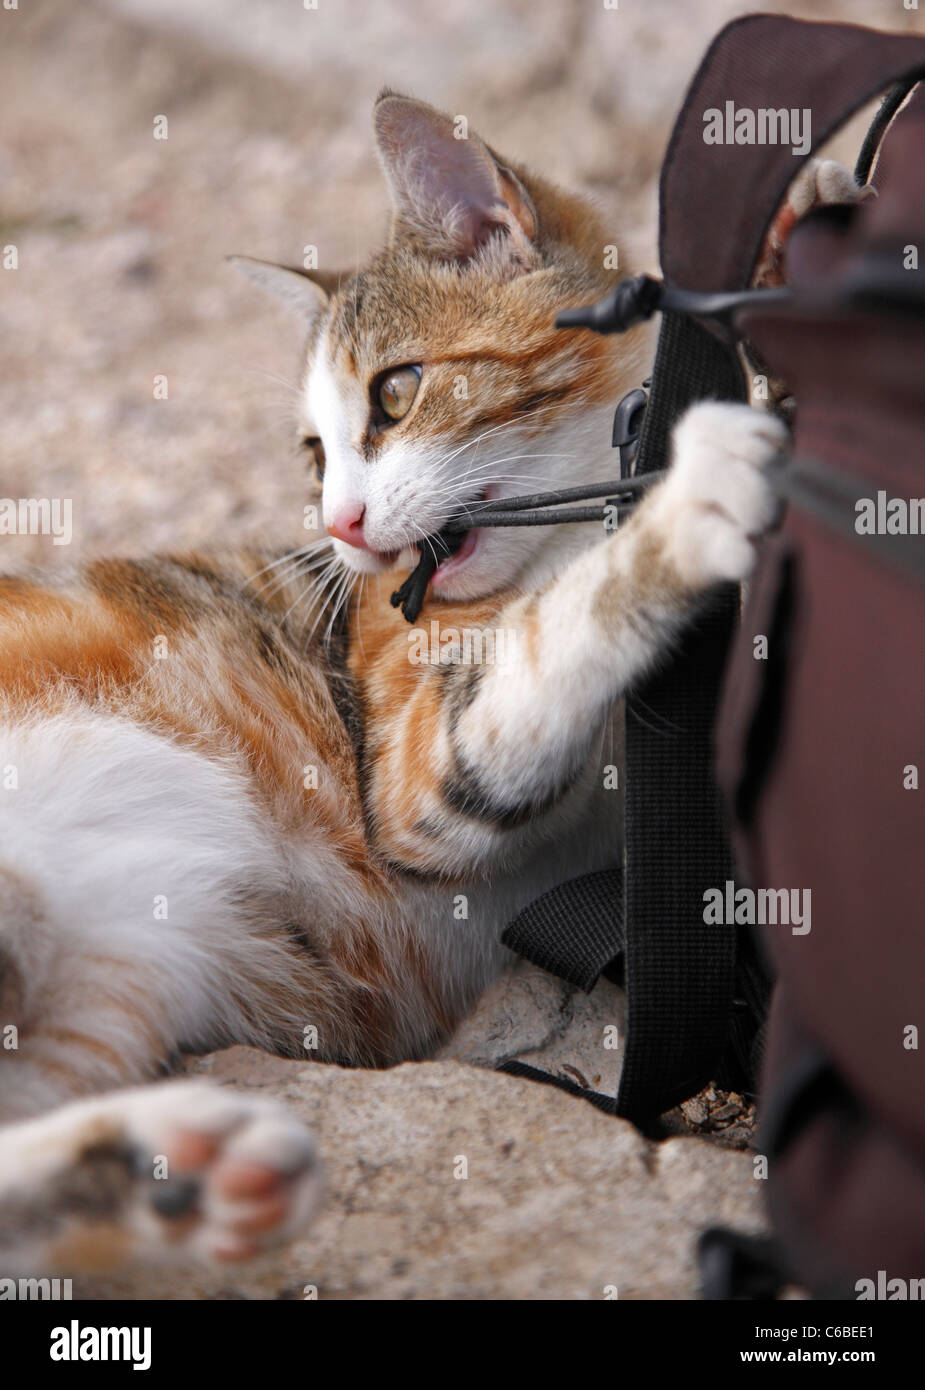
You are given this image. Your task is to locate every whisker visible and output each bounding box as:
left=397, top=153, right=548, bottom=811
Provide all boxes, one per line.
left=284, top=554, right=341, bottom=627
left=247, top=538, right=331, bottom=585
left=302, top=560, right=351, bottom=643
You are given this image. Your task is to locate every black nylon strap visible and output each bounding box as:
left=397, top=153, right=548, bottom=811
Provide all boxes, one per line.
left=616, top=312, right=744, bottom=1121
left=501, top=866, right=624, bottom=993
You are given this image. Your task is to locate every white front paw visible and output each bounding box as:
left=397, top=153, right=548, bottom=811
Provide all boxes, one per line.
left=657, top=401, right=788, bottom=588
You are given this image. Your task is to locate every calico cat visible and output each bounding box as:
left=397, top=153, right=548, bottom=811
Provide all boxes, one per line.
left=0, top=91, right=846, bottom=1277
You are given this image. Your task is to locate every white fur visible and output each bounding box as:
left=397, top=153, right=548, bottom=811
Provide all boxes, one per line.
left=650, top=402, right=787, bottom=587
left=306, top=351, right=384, bottom=575
left=305, top=310, right=649, bottom=601
left=788, top=157, right=860, bottom=219
left=0, top=710, right=293, bottom=1065
left=0, top=705, right=524, bottom=1084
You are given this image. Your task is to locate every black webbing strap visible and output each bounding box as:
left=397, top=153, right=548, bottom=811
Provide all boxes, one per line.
left=619, top=314, right=745, bottom=1120
left=501, top=866, right=624, bottom=992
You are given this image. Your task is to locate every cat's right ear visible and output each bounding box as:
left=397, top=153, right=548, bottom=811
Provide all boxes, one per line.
left=227, top=256, right=337, bottom=321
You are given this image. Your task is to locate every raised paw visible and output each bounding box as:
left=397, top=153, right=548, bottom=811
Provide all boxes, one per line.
left=656, top=401, right=788, bottom=588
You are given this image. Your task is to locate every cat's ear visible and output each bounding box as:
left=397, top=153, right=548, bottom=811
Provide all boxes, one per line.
left=373, top=90, right=537, bottom=271
left=227, top=256, right=339, bottom=320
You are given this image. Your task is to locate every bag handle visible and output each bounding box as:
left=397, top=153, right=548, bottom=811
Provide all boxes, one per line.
left=658, top=14, right=925, bottom=292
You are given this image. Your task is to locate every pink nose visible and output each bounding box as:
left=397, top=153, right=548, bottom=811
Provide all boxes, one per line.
left=326, top=503, right=368, bottom=549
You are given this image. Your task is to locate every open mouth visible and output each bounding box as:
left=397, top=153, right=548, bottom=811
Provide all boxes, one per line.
left=370, top=488, right=493, bottom=582
left=365, top=525, right=472, bottom=577
left=431, top=527, right=479, bottom=587
left=430, top=484, right=494, bottom=588
left=387, top=487, right=497, bottom=622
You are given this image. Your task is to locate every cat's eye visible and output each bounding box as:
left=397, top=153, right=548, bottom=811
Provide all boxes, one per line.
left=377, top=364, right=422, bottom=423
left=302, top=436, right=325, bottom=481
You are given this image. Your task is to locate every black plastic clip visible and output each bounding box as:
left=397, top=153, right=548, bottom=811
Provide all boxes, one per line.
left=611, top=382, right=650, bottom=479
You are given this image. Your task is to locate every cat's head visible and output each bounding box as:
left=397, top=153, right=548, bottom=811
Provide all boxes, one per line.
left=235, top=92, right=647, bottom=601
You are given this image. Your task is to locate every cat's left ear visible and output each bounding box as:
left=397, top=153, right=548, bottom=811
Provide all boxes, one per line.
left=373, top=91, right=538, bottom=272
left=228, top=256, right=340, bottom=320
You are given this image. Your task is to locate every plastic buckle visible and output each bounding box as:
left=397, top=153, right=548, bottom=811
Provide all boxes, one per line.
left=611, top=381, right=650, bottom=479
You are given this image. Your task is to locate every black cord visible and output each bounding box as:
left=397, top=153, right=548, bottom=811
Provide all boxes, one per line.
left=556, top=276, right=793, bottom=336
left=390, top=475, right=667, bottom=623
left=854, top=78, right=920, bottom=185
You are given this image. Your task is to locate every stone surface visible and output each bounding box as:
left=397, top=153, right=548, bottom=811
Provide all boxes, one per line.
left=439, top=959, right=626, bottom=1100
left=76, top=1047, right=767, bottom=1301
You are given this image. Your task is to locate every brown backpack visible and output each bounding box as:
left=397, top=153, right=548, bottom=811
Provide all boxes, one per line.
left=498, top=13, right=925, bottom=1299
left=712, top=25, right=925, bottom=1299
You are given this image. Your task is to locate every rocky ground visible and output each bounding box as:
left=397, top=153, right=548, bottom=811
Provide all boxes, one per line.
left=77, top=1043, right=764, bottom=1302
left=2, top=0, right=916, bottom=1299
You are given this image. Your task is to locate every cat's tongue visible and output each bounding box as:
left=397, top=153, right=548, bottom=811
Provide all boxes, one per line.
left=431, top=485, right=495, bottom=587
left=431, top=527, right=477, bottom=587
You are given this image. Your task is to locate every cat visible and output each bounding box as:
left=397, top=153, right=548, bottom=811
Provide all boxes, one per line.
left=0, top=90, right=848, bottom=1279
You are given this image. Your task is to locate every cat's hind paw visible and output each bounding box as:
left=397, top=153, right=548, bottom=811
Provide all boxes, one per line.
left=8, top=1080, right=324, bottom=1272
left=121, top=1081, right=323, bottom=1264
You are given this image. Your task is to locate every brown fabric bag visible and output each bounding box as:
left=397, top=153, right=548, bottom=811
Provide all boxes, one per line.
left=714, top=51, right=925, bottom=1297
